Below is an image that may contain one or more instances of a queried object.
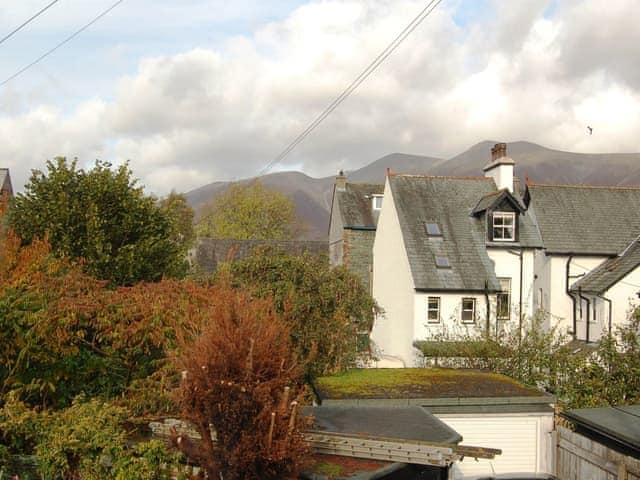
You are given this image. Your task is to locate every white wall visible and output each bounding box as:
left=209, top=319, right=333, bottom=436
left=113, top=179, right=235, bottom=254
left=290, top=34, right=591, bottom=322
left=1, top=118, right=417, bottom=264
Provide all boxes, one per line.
left=487, top=248, right=536, bottom=322
left=533, top=254, right=608, bottom=337
left=438, top=412, right=555, bottom=478
left=371, top=177, right=416, bottom=367
left=414, top=293, right=488, bottom=342
left=328, top=188, right=344, bottom=267
left=579, top=266, right=640, bottom=342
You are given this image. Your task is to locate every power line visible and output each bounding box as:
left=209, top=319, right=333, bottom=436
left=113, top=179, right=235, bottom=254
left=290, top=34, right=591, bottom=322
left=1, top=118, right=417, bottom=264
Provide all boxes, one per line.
left=0, top=0, right=125, bottom=88
left=259, top=0, right=444, bottom=176
left=0, top=0, right=61, bottom=46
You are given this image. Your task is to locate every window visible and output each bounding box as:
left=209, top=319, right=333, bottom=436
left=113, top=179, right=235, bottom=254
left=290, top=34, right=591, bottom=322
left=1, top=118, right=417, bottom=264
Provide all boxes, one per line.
left=424, top=222, right=442, bottom=237
left=497, top=278, right=511, bottom=320
left=435, top=255, right=450, bottom=268
left=461, top=298, right=476, bottom=324
left=492, top=211, right=515, bottom=241
left=372, top=195, right=383, bottom=210
left=427, top=297, right=440, bottom=323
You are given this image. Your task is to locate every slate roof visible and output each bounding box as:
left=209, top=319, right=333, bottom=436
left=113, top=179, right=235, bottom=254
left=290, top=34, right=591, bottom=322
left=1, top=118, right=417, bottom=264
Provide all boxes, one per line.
left=0, top=168, right=12, bottom=196
left=389, top=175, right=541, bottom=292
left=570, top=235, right=640, bottom=294
left=337, top=183, right=384, bottom=229
left=525, top=183, right=640, bottom=255
left=306, top=405, right=462, bottom=444
left=563, top=405, right=640, bottom=457
left=194, top=238, right=328, bottom=274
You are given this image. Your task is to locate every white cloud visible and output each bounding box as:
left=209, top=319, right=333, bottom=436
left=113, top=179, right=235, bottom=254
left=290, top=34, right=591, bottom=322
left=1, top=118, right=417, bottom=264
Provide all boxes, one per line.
left=1, top=0, right=639, bottom=194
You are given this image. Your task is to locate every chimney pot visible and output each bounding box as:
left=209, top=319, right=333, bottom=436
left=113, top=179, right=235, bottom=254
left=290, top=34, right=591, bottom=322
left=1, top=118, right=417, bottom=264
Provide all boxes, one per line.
left=335, top=170, right=346, bottom=191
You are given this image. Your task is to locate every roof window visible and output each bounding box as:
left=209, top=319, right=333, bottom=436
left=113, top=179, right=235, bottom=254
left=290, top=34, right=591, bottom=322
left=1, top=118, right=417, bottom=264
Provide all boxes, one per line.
left=424, top=222, right=442, bottom=237
left=372, top=194, right=383, bottom=211
left=435, top=255, right=450, bottom=268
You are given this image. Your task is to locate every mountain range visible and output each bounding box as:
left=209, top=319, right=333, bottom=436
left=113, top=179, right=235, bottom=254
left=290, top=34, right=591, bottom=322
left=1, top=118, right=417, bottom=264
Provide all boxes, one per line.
left=185, top=141, right=640, bottom=240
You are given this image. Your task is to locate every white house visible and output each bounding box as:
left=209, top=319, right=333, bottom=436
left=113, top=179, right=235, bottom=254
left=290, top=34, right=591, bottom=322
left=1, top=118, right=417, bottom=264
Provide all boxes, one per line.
left=371, top=144, right=542, bottom=366
left=371, top=143, right=640, bottom=365
left=524, top=182, right=640, bottom=341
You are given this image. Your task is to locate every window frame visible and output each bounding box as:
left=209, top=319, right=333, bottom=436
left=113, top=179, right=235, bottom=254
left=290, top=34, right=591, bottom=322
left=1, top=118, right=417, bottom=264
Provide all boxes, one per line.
left=491, top=211, right=516, bottom=242
left=372, top=194, right=383, bottom=211
left=435, top=255, right=451, bottom=269
left=424, top=222, right=442, bottom=237
left=427, top=296, right=441, bottom=324
left=496, top=278, right=511, bottom=321
left=461, top=298, right=476, bottom=324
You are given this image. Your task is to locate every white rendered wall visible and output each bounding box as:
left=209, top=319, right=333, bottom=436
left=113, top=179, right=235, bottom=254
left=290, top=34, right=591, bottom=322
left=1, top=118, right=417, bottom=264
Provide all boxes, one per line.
left=371, top=177, right=416, bottom=367
left=534, top=254, right=608, bottom=336
left=414, top=293, right=488, bottom=342
left=328, top=189, right=344, bottom=267
left=485, top=164, right=514, bottom=192
left=487, top=248, right=536, bottom=322
left=581, top=267, right=640, bottom=341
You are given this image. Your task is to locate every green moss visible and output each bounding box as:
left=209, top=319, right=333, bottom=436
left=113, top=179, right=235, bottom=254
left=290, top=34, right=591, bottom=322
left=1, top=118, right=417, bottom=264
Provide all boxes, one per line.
left=312, top=461, right=343, bottom=477
left=314, top=368, right=543, bottom=400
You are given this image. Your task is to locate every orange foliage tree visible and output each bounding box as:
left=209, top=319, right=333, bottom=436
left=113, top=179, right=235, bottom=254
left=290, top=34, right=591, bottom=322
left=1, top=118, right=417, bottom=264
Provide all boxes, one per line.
left=171, top=285, right=309, bottom=480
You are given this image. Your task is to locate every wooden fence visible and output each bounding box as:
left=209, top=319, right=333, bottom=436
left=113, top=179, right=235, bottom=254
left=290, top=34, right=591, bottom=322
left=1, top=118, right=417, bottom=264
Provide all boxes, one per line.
left=557, top=425, right=640, bottom=480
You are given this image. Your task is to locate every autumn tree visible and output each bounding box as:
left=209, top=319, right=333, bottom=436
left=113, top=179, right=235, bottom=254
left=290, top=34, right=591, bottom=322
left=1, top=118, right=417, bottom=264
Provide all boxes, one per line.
left=8, top=158, right=189, bottom=285
left=196, top=181, right=300, bottom=239
left=227, top=246, right=379, bottom=378
left=172, top=285, right=309, bottom=480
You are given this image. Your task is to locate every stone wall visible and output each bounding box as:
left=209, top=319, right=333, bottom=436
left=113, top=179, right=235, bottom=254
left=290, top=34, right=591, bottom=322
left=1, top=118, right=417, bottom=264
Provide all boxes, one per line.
left=343, top=229, right=375, bottom=293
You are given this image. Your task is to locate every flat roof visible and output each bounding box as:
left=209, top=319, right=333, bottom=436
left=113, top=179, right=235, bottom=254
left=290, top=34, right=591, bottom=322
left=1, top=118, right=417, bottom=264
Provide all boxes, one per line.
left=314, top=368, right=548, bottom=402
left=563, top=405, right=640, bottom=457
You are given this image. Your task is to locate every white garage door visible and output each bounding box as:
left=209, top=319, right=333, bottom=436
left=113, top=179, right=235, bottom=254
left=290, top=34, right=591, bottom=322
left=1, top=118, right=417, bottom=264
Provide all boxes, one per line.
left=436, top=414, right=550, bottom=478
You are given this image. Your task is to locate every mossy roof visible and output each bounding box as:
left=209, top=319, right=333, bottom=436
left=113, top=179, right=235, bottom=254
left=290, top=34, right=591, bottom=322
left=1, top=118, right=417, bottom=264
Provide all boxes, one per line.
left=314, top=368, right=545, bottom=401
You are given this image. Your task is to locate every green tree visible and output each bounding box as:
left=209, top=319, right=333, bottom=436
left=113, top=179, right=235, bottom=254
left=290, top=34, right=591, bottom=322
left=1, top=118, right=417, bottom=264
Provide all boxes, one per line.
left=226, top=246, right=379, bottom=378
left=196, top=181, right=299, bottom=239
left=159, top=191, right=195, bottom=249
left=9, top=158, right=189, bottom=285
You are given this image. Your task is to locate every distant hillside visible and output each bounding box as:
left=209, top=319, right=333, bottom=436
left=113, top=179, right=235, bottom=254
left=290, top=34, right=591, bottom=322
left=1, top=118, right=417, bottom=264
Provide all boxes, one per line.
left=185, top=142, right=640, bottom=240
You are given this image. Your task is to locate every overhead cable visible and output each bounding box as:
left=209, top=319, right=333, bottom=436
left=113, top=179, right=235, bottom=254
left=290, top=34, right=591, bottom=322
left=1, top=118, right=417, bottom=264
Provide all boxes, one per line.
left=0, top=0, right=125, bottom=88
left=259, top=0, right=444, bottom=176
left=0, top=0, right=61, bottom=47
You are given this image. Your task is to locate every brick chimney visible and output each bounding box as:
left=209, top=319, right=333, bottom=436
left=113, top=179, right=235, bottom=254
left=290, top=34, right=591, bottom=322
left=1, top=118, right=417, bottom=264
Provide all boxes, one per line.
left=483, top=142, right=515, bottom=192
left=335, top=170, right=347, bottom=191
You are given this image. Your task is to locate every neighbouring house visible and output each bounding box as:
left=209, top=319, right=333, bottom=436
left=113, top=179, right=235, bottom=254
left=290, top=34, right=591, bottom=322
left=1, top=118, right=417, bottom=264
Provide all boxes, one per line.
left=313, top=368, right=555, bottom=479
left=557, top=405, right=640, bottom=479
left=193, top=237, right=328, bottom=274
left=371, top=142, right=640, bottom=364
left=0, top=168, right=12, bottom=198
left=328, top=171, right=383, bottom=292
left=371, top=144, right=542, bottom=366
left=524, top=182, right=640, bottom=342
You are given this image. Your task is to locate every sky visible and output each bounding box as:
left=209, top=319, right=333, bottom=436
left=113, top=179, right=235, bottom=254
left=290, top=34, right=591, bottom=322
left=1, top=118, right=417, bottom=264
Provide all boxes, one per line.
left=0, top=0, right=639, bottom=195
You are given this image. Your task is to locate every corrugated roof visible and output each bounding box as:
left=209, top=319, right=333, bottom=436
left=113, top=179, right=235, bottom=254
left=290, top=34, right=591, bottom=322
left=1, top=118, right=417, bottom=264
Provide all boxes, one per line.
left=389, top=175, right=541, bottom=291
left=337, top=183, right=384, bottom=228
left=526, top=183, right=640, bottom=255
left=307, top=405, right=462, bottom=444
left=571, top=235, right=640, bottom=294
left=563, top=405, right=640, bottom=457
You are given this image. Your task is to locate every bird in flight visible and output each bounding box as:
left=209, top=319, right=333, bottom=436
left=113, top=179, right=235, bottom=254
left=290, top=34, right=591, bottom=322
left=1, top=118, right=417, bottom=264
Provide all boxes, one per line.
left=587, top=126, right=593, bottom=135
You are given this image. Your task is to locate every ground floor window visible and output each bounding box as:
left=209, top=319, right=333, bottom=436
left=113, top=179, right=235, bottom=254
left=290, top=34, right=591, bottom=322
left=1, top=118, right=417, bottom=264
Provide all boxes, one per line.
left=427, top=296, right=440, bottom=323
left=497, top=278, right=511, bottom=320
left=461, top=298, right=476, bottom=324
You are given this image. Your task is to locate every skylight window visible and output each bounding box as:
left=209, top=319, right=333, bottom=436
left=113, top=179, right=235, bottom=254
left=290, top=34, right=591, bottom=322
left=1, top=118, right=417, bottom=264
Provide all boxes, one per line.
left=424, top=222, right=442, bottom=237
left=372, top=194, right=383, bottom=210
left=435, top=255, right=450, bottom=268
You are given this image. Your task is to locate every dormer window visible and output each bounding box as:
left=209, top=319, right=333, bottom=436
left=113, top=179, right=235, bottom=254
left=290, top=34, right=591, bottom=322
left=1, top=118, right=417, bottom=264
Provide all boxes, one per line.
left=491, top=211, right=515, bottom=241
left=372, top=194, right=383, bottom=210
